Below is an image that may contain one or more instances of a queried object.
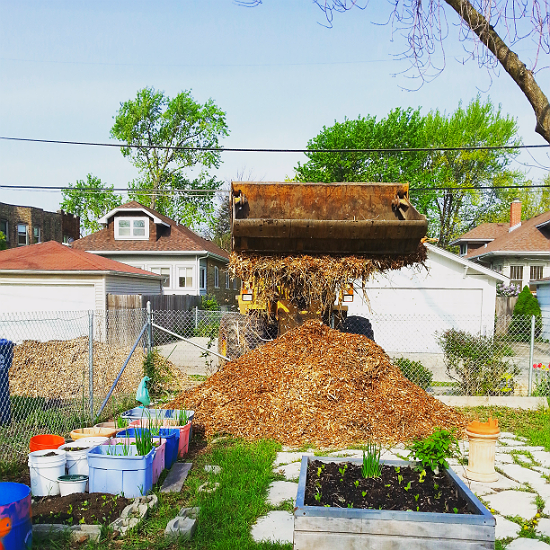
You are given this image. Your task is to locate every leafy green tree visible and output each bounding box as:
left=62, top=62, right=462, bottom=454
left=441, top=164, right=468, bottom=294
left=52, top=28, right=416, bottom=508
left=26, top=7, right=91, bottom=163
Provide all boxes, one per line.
left=205, top=196, right=231, bottom=251
left=111, top=87, right=229, bottom=221
left=60, top=174, right=122, bottom=236
left=295, top=97, right=520, bottom=248
left=0, top=231, right=7, bottom=251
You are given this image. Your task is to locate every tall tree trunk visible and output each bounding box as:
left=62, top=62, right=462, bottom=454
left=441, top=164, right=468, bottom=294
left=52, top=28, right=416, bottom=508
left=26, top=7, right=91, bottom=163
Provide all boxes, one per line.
left=444, top=0, right=550, bottom=144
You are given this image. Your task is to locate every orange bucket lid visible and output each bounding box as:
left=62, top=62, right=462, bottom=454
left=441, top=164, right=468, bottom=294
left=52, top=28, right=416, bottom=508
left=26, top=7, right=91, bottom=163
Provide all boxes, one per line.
left=467, top=417, right=500, bottom=435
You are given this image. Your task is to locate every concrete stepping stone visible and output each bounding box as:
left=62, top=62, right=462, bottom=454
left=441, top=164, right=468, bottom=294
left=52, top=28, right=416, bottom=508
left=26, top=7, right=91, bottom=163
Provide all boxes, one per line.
left=251, top=511, right=293, bottom=544
left=274, top=461, right=302, bottom=480
left=161, top=463, right=192, bottom=493
left=500, top=464, right=546, bottom=486
left=328, top=450, right=364, bottom=459
left=164, top=507, right=199, bottom=541
left=494, top=515, right=521, bottom=539
left=496, top=453, right=516, bottom=464
left=500, top=432, right=526, bottom=440
left=267, top=481, right=298, bottom=506
left=536, top=518, right=550, bottom=537
left=506, top=539, right=550, bottom=549
left=532, top=451, right=550, bottom=468
left=500, top=439, right=528, bottom=447
left=458, top=472, right=520, bottom=491
left=274, top=451, right=312, bottom=466
left=484, top=491, right=538, bottom=519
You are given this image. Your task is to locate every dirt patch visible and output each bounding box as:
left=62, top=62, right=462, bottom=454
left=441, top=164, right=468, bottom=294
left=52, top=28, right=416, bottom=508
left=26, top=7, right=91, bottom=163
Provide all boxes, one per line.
left=166, top=320, right=466, bottom=446
left=9, top=337, right=193, bottom=399
left=32, top=493, right=132, bottom=526
left=305, top=460, right=471, bottom=513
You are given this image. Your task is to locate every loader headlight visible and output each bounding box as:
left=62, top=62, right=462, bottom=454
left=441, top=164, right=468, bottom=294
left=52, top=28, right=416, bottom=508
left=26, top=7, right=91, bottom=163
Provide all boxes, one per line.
left=242, top=294, right=253, bottom=302
left=343, top=294, right=354, bottom=302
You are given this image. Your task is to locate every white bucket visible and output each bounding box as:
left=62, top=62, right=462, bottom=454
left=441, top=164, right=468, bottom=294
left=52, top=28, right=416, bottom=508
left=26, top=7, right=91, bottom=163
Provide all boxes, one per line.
left=28, top=449, right=66, bottom=497
left=57, top=474, right=88, bottom=497
left=59, top=442, right=92, bottom=476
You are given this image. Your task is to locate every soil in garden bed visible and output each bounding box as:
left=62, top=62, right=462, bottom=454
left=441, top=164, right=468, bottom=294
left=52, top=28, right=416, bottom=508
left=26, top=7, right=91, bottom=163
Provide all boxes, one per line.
left=304, top=460, right=473, bottom=514
left=32, top=493, right=132, bottom=526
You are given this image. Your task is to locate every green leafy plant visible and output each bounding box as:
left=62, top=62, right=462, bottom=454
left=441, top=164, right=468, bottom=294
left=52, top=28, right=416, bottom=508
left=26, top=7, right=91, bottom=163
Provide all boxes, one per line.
left=116, top=417, right=128, bottom=429
left=361, top=442, right=382, bottom=479
left=314, top=489, right=321, bottom=502
left=404, top=481, right=412, bottom=491
left=361, top=490, right=367, bottom=497
left=393, top=357, right=433, bottom=390
left=143, top=349, right=173, bottom=397
left=437, top=328, right=519, bottom=395
left=407, top=427, right=458, bottom=473
left=354, top=479, right=360, bottom=488
left=509, top=286, right=542, bottom=342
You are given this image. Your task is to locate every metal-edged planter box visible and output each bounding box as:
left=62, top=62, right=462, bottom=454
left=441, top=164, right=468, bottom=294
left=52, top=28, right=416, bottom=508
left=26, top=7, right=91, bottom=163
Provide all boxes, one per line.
left=294, top=456, right=495, bottom=550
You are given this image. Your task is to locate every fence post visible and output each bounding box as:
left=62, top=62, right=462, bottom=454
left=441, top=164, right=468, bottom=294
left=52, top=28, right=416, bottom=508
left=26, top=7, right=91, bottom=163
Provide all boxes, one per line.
left=529, top=314, right=535, bottom=397
left=195, top=306, right=199, bottom=330
left=146, top=301, right=153, bottom=355
left=88, top=311, right=94, bottom=420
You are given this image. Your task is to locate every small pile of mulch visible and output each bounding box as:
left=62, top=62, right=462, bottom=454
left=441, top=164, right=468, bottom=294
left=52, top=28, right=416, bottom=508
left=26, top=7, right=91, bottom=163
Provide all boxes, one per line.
left=9, top=338, right=193, bottom=400
left=166, top=320, right=466, bottom=446
left=229, top=244, right=427, bottom=312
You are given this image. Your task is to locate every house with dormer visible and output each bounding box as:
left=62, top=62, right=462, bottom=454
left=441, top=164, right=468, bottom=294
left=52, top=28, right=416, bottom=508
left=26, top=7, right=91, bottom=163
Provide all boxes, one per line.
left=72, top=201, right=238, bottom=307
left=451, top=200, right=550, bottom=292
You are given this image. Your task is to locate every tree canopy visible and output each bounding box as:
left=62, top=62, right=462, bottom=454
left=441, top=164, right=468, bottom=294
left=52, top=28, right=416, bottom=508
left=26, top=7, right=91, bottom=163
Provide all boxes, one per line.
left=241, top=0, right=550, bottom=144
left=295, top=96, right=521, bottom=247
left=60, top=174, right=122, bottom=236
left=111, top=87, right=229, bottom=224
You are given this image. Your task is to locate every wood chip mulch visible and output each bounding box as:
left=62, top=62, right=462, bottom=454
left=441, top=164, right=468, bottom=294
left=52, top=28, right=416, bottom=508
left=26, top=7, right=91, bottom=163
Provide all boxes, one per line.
left=166, top=320, right=467, bottom=447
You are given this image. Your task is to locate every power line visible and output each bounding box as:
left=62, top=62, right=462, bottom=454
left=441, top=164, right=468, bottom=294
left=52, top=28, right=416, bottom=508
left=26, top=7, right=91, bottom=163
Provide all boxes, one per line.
left=0, top=135, right=547, bottom=153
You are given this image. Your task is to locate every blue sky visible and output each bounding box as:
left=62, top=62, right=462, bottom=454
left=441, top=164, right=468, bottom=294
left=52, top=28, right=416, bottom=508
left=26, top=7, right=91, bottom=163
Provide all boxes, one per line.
left=1, top=0, right=549, bottom=213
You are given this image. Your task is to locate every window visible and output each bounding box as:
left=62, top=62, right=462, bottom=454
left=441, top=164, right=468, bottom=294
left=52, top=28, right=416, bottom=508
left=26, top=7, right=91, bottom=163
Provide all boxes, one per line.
left=178, top=267, right=194, bottom=289
left=531, top=266, right=544, bottom=281
left=459, top=243, right=467, bottom=256
left=214, top=266, right=219, bottom=288
left=33, top=226, right=41, bottom=244
left=200, top=266, right=206, bottom=291
left=233, top=278, right=238, bottom=291
left=151, top=267, right=170, bottom=288
left=115, top=217, right=148, bottom=240
left=0, top=219, right=7, bottom=242
left=510, top=265, right=523, bottom=289
left=492, top=264, right=503, bottom=274
left=17, top=224, right=28, bottom=246
left=225, top=271, right=230, bottom=289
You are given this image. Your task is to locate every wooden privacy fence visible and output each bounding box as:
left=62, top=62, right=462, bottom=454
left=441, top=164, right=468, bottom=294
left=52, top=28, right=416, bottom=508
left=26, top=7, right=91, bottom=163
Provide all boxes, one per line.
left=106, top=294, right=201, bottom=311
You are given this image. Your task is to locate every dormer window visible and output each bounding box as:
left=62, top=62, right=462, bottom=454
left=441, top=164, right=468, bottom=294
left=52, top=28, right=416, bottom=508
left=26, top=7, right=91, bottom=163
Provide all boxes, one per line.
left=459, top=243, right=467, bottom=256
left=115, top=217, right=149, bottom=240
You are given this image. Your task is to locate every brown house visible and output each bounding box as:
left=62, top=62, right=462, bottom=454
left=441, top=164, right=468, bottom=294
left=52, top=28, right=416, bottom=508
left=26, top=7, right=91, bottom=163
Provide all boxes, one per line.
left=451, top=200, right=550, bottom=292
left=72, top=201, right=238, bottom=308
left=0, top=202, right=79, bottom=249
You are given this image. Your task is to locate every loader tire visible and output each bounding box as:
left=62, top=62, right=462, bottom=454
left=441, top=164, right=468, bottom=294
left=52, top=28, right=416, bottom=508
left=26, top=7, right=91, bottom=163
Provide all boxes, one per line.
left=339, top=315, right=375, bottom=342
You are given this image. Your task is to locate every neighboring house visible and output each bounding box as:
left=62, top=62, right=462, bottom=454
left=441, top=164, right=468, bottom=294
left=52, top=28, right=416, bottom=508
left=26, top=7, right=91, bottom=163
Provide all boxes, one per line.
left=0, top=240, right=161, bottom=312
left=347, top=243, right=507, bottom=355
left=71, top=201, right=238, bottom=308
left=0, top=201, right=80, bottom=248
left=451, top=200, right=550, bottom=293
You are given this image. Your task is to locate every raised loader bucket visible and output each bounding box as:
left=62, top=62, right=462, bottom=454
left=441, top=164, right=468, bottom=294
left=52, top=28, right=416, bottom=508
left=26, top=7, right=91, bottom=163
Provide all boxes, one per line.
left=231, top=181, right=428, bottom=256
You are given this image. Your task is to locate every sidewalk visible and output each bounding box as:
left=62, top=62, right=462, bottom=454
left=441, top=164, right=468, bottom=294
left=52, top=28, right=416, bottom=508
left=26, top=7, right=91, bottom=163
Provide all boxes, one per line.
left=251, top=433, right=550, bottom=548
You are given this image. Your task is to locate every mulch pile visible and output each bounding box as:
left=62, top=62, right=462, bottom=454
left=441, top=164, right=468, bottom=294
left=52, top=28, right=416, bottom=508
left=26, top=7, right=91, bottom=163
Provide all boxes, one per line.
left=229, top=244, right=428, bottom=312
left=166, top=319, right=466, bottom=446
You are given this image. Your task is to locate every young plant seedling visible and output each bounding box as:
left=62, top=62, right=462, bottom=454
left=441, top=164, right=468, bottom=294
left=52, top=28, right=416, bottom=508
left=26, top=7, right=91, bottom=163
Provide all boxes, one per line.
left=354, top=479, right=360, bottom=488
left=397, top=474, right=403, bottom=485
left=314, top=489, right=321, bottom=502
left=404, top=481, right=412, bottom=492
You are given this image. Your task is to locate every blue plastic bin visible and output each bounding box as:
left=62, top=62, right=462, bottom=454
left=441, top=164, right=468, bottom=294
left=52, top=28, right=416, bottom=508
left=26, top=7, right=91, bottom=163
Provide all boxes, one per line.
left=117, top=428, right=179, bottom=470
left=121, top=407, right=194, bottom=424
left=0, top=339, right=14, bottom=425
left=87, top=445, right=154, bottom=498
left=0, top=482, right=32, bottom=550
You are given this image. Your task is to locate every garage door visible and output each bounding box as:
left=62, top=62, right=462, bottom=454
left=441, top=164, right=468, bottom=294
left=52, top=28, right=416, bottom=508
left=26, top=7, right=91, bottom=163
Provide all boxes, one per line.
left=0, top=284, right=95, bottom=342
left=348, top=288, right=484, bottom=353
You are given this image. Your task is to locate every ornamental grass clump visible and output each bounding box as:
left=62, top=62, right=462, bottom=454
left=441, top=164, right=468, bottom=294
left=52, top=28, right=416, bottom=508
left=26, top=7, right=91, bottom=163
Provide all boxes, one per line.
left=361, top=442, right=382, bottom=478
left=134, top=428, right=153, bottom=456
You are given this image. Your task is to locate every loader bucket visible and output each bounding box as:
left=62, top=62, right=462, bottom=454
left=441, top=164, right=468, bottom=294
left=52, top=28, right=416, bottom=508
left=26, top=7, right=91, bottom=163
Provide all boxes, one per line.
left=231, top=181, right=427, bottom=256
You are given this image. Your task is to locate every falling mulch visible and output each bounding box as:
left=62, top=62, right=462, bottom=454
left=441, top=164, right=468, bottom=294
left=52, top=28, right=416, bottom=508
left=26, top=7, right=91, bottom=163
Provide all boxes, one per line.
left=304, top=460, right=472, bottom=514
left=229, top=245, right=427, bottom=312
left=32, top=493, right=132, bottom=526
left=166, top=320, right=466, bottom=446
left=9, top=338, right=193, bottom=400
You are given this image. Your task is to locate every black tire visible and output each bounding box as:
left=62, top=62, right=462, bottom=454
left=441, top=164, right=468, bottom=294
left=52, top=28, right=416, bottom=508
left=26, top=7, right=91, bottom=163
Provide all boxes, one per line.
left=339, top=315, right=375, bottom=342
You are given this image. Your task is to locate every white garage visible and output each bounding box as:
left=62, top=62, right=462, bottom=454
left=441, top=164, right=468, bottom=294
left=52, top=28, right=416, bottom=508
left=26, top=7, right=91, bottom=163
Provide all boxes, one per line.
left=347, top=244, right=507, bottom=354
left=0, top=241, right=161, bottom=342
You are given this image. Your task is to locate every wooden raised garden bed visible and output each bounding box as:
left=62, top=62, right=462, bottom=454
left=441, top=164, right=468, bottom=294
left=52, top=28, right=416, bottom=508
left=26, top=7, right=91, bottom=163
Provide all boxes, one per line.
left=294, top=457, right=495, bottom=550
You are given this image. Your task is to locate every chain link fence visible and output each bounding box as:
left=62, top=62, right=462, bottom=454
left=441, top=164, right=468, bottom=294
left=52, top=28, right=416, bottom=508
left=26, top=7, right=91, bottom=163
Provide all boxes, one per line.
left=1, top=307, right=549, bottom=467
left=0, top=309, right=148, bottom=466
